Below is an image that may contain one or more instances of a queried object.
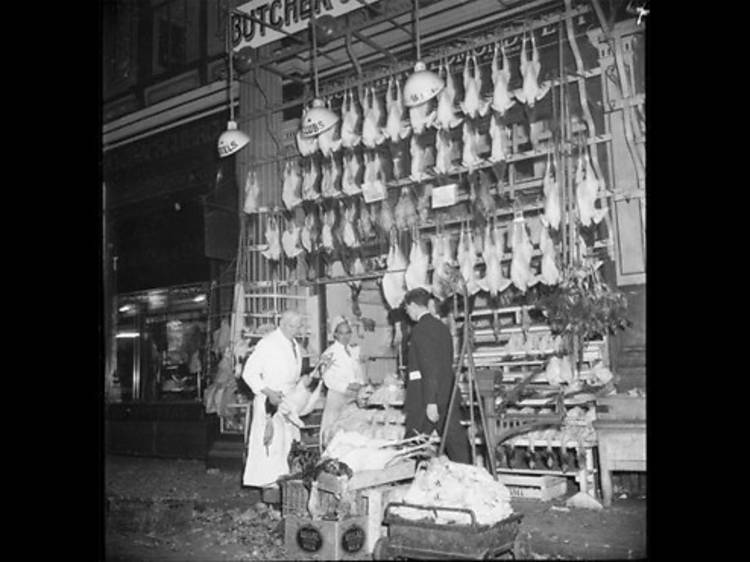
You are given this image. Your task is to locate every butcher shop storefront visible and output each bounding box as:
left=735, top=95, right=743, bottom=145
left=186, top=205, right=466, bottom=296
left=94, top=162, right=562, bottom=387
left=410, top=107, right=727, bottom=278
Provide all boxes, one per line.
left=206, top=0, right=646, bottom=558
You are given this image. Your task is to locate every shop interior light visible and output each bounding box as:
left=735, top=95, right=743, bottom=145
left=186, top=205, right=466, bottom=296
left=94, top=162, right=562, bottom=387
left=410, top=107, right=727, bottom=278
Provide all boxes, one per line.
left=118, top=304, right=134, bottom=313
left=403, top=0, right=444, bottom=107
left=116, top=331, right=140, bottom=339
left=193, top=294, right=207, bottom=303
left=300, top=14, right=340, bottom=139
left=218, top=8, right=250, bottom=157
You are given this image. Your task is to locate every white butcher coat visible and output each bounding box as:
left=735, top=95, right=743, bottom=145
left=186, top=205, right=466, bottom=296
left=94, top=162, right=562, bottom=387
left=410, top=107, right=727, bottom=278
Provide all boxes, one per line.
left=241, top=328, right=302, bottom=487
left=320, top=341, right=365, bottom=445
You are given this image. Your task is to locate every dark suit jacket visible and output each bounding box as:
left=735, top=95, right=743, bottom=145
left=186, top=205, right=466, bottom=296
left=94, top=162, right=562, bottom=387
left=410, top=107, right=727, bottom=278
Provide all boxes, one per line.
left=404, top=313, right=455, bottom=433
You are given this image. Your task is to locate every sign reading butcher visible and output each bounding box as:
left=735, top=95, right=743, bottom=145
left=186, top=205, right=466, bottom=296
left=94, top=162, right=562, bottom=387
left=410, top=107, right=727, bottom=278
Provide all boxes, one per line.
left=232, top=0, right=380, bottom=51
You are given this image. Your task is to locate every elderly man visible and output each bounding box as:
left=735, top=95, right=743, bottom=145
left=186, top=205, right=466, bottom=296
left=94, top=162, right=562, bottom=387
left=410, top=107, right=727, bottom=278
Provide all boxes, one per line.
left=241, top=310, right=305, bottom=488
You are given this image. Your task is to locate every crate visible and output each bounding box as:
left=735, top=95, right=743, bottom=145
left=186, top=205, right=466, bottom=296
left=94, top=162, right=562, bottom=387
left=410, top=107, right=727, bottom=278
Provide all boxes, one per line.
left=497, top=474, right=567, bottom=501
left=284, top=513, right=370, bottom=560
left=281, top=479, right=369, bottom=519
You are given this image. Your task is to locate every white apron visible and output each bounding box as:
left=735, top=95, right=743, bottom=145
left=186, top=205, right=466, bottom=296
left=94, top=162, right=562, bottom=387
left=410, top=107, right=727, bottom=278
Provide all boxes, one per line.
left=240, top=329, right=302, bottom=487
left=319, top=341, right=363, bottom=447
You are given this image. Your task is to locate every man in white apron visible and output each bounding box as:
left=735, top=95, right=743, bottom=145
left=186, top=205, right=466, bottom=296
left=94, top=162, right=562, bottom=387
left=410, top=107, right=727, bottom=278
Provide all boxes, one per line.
left=241, top=310, right=304, bottom=488
left=319, top=316, right=366, bottom=446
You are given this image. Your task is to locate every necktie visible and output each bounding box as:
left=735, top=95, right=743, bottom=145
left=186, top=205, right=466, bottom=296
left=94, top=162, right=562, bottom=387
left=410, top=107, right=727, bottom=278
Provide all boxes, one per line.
left=291, top=340, right=298, bottom=360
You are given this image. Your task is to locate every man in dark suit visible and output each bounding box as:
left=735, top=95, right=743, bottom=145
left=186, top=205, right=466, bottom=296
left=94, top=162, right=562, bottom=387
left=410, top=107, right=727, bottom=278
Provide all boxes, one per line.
left=402, top=288, right=470, bottom=464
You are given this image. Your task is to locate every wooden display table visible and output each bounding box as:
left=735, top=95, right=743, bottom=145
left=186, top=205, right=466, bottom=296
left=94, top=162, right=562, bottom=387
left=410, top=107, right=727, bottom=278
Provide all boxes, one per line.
left=593, top=420, right=646, bottom=507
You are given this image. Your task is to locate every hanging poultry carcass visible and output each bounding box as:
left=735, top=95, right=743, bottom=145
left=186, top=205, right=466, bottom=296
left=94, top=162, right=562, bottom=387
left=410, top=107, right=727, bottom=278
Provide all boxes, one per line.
left=461, top=120, right=483, bottom=171
left=281, top=159, right=303, bottom=211
left=537, top=223, right=561, bottom=285
left=416, top=183, right=432, bottom=224
left=433, top=129, right=455, bottom=175
left=394, top=187, right=418, bottom=231
left=510, top=213, right=538, bottom=292
left=341, top=202, right=360, bottom=249
left=321, top=207, right=337, bottom=253
left=317, top=98, right=343, bottom=158
left=342, top=150, right=362, bottom=196
left=475, top=170, right=496, bottom=217
left=542, top=153, right=561, bottom=230
left=379, top=197, right=395, bottom=234
left=491, top=41, right=516, bottom=116
left=341, top=88, right=362, bottom=149
left=488, top=113, right=509, bottom=164
left=301, top=157, right=321, bottom=201
left=361, top=85, right=386, bottom=149
left=381, top=232, right=408, bottom=309
left=300, top=209, right=318, bottom=254
left=261, top=215, right=282, bottom=261
left=434, top=59, right=463, bottom=131
left=243, top=168, right=261, bottom=214
left=431, top=230, right=456, bottom=301
left=320, top=158, right=337, bottom=198
left=457, top=223, right=481, bottom=295
left=459, top=51, right=491, bottom=119
left=477, top=220, right=511, bottom=297
left=357, top=199, right=376, bottom=241
left=296, top=103, right=319, bottom=156
left=405, top=231, right=430, bottom=290
left=362, top=150, right=388, bottom=202
left=348, top=256, right=366, bottom=317
left=576, top=146, right=608, bottom=227
left=383, top=76, right=412, bottom=143
left=513, top=31, right=550, bottom=109
left=281, top=219, right=305, bottom=260
left=409, top=134, right=428, bottom=182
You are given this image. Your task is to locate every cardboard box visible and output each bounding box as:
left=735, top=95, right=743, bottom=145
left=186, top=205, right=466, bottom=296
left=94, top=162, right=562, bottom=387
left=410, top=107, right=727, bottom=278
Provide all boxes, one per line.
left=284, top=514, right=370, bottom=560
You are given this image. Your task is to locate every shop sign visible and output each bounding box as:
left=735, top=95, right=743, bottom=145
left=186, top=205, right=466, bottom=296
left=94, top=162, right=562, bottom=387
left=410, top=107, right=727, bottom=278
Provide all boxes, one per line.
left=431, top=183, right=457, bottom=208
left=296, top=524, right=323, bottom=552
left=232, top=0, right=379, bottom=51
left=340, top=524, right=365, bottom=553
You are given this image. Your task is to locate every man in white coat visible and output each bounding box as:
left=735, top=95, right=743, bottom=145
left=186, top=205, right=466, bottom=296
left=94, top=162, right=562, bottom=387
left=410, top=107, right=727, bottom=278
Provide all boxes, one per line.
left=241, top=310, right=305, bottom=489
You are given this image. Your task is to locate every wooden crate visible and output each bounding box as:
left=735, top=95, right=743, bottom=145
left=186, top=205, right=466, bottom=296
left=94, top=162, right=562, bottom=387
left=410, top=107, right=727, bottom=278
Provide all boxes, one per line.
left=497, top=474, right=568, bottom=501
left=360, top=483, right=412, bottom=554
left=316, top=459, right=416, bottom=494
left=281, top=479, right=368, bottom=519
left=284, top=513, right=370, bottom=560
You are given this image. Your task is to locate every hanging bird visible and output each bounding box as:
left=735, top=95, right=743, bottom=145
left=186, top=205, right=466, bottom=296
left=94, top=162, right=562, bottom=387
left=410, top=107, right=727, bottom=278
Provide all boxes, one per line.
left=434, top=58, right=464, bottom=130
left=243, top=168, right=261, bottom=214
left=282, top=160, right=303, bottom=211
left=341, top=88, right=362, bottom=149
left=384, top=76, right=412, bottom=143
left=342, top=150, right=362, bottom=196
left=491, top=41, right=516, bottom=116
left=318, top=98, right=343, bottom=158
left=261, top=215, right=282, bottom=261
left=410, top=134, right=428, bottom=182
left=542, top=153, right=561, bottom=230
left=361, top=85, right=386, bottom=149
left=514, top=30, right=550, bottom=109
left=301, top=157, right=321, bottom=201
left=281, top=219, right=305, bottom=259
left=459, top=51, right=491, bottom=119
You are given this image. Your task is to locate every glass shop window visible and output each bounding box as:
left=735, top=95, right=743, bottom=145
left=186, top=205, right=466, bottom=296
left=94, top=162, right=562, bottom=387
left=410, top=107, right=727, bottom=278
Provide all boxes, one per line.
left=151, top=0, right=201, bottom=75
left=112, top=284, right=209, bottom=403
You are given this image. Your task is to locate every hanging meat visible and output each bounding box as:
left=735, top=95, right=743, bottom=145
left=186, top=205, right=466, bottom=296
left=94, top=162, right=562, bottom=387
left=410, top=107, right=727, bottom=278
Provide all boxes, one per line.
left=416, top=184, right=432, bottom=224
left=459, top=52, right=491, bottom=119
left=542, top=153, right=561, bottom=230
left=405, top=231, right=430, bottom=291
left=261, top=215, right=282, bottom=261
left=410, top=134, right=428, bottom=182
left=379, top=197, right=395, bottom=234
left=296, top=104, right=319, bottom=156
left=461, top=120, right=483, bottom=171
left=282, top=160, right=303, bottom=211
left=457, top=223, right=477, bottom=295
left=513, top=31, right=550, bottom=109
left=488, top=113, right=508, bottom=164
left=281, top=219, right=305, bottom=259
left=434, top=129, right=455, bottom=175
left=342, top=202, right=360, bottom=249
left=243, top=168, right=261, bottom=214
left=384, top=76, right=412, bottom=143
left=357, top=199, right=376, bottom=241
left=434, top=59, right=463, bottom=131
left=362, top=151, right=388, bottom=202
left=341, top=88, right=362, bottom=149
left=318, top=98, right=343, bottom=158
left=300, top=210, right=317, bottom=254
left=394, top=187, right=417, bottom=231
left=431, top=230, right=455, bottom=301
left=321, top=207, right=337, bottom=253
left=537, top=223, right=561, bottom=285
left=301, top=157, right=321, bottom=201
left=342, top=151, right=362, bottom=196
left=381, top=232, right=408, bottom=309
left=575, top=146, right=608, bottom=227
left=491, top=41, right=516, bottom=116
left=361, top=85, right=386, bottom=149
left=477, top=221, right=511, bottom=297
left=475, top=170, right=496, bottom=217
left=510, top=213, right=537, bottom=292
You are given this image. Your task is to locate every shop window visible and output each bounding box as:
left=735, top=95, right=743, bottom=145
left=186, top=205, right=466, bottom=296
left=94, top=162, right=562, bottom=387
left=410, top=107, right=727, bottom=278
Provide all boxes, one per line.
left=111, top=284, right=209, bottom=404
left=151, top=0, right=201, bottom=76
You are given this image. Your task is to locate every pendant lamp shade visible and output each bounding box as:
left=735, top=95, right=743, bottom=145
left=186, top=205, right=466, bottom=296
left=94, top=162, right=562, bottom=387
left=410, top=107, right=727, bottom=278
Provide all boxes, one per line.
left=301, top=98, right=339, bottom=138
left=404, top=61, right=444, bottom=107
left=218, top=120, right=251, bottom=157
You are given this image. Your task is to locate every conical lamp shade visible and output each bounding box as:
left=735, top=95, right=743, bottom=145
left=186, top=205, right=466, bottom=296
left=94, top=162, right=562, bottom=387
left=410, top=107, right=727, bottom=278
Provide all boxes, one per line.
left=403, top=61, right=444, bottom=107
left=218, top=121, right=250, bottom=157
left=301, top=98, right=340, bottom=138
